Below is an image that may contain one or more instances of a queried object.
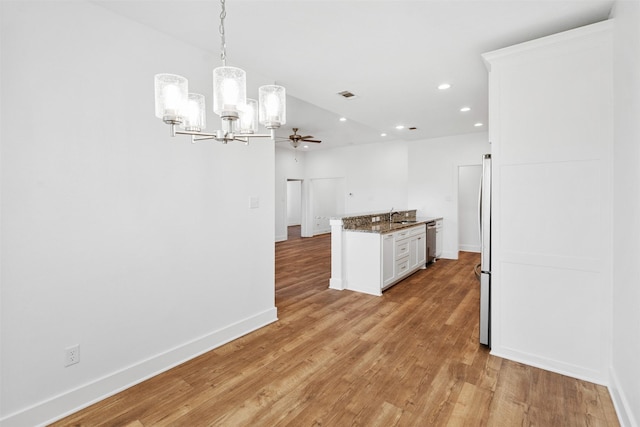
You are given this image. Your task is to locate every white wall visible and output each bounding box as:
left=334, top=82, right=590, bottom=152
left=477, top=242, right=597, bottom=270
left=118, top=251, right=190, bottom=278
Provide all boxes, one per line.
left=305, top=141, right=409, bottom=214
left=407, top=133, right=490, bottom=259
left=279, top=134, right=488, bottom=259
left=611, top=1, right=640, bottom=425
left=275, top=141, right=410, bottom=240
left=311, top=177, right=346, bottom=234
left=0, top=2, right=276, bottom=425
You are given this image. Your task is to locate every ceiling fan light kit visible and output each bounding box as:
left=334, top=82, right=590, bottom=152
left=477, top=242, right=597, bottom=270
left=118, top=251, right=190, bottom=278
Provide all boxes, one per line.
left=154, top=0, right=286, bottom=144
left=286, top=128, right=322, bottom=149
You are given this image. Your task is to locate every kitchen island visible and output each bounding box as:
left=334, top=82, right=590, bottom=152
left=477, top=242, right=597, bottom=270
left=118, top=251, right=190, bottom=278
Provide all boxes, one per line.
left=329, top=210, right=441, bottom=296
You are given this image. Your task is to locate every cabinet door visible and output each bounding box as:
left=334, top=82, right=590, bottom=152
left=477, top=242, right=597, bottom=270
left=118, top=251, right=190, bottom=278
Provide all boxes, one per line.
left=382, top=234, right=395, bottom=287
left=409, top=235, right=418, bottom=268
left=416, top=233, right=426, bottom=267
left=409, top=233, right=427, bottom=270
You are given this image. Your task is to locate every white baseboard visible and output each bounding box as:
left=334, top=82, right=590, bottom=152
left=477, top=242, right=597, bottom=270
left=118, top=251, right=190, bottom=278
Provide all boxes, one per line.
left=313, top=228, right=331, bottom=236
left=329, top=277, right=344, bottom=290
left=459, top=244, right=481, bottom=252
left=490, top=346, right=606, bottom=386
left=0, top=308, right=278, bottom=427
left=608, top=366, right=637, bottom=427
left=275, top=234, right=287, bottom=242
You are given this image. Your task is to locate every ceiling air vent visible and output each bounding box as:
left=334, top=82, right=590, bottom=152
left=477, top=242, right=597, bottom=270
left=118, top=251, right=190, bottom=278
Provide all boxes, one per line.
left=337, top=90, right=357, bottom=99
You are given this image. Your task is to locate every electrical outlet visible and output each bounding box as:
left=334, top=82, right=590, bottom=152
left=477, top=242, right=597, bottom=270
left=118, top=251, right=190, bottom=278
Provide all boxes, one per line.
left=65, top=344, right=80, bottom=367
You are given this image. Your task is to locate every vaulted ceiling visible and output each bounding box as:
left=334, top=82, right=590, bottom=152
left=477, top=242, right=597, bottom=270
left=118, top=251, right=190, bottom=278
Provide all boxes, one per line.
left=95, top=0, right=614, bottom=151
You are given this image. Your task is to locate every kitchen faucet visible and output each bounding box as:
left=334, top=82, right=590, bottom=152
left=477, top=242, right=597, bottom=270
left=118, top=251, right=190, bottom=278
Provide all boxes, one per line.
left=389, top=208, right=400, bottom=222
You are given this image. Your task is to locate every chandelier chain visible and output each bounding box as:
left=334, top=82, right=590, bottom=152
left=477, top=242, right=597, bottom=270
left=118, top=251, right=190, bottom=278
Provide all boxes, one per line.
left=219, top=0, right=227, bottom=66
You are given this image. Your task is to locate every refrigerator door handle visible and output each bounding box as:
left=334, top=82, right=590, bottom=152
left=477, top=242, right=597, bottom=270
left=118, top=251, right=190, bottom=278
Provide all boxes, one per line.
left=478, top=177, right=483, bottom=245
left=480, top=154, right=491, bottom=273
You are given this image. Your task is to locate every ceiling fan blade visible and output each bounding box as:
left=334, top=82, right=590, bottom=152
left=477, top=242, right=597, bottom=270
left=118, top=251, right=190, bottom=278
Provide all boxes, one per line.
left=300, top=135, right=314, bottom=139
left=304, top=139, right=322, bottom=143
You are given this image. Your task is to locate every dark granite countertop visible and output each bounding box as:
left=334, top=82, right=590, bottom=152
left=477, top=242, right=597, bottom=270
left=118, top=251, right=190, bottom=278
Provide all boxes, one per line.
left=345, top=220, right=428, bottom=234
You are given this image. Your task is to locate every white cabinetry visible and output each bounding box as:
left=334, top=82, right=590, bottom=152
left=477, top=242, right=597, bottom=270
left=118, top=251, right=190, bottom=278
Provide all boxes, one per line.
left=409, top=226, right=427, bottom=271
left=381, top=234, right=395, bottom=288
left=346, top=224, right=426, bottom=296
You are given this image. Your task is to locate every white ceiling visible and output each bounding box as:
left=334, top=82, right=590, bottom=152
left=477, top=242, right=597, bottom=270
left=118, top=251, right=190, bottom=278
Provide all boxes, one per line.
left=95, top=0, right=614, bottom=151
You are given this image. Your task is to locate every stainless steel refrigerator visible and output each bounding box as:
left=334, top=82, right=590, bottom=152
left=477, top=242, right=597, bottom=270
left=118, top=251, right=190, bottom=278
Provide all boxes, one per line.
left=479, top=154, right=491, bottom=346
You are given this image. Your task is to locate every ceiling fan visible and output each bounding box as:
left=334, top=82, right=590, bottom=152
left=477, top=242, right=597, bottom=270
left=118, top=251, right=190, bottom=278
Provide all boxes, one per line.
left=282, top=128, right=322, bottom=149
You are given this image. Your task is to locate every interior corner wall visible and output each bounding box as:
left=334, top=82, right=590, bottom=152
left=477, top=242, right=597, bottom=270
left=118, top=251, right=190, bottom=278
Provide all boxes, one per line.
left=611, top=1, right=640, bottom=425
left=0, top=2, right=276, bottom=425
left=407, top=132, right=490, bottom=259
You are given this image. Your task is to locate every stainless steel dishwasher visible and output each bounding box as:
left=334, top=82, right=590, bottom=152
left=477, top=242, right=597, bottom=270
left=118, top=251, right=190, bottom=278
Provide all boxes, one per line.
left=426, top=221, right=437, bottom=264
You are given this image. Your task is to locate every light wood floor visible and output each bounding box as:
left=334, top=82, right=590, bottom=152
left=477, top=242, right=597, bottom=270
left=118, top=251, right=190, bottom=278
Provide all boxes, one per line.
left=51, top=229, right=619, bottom=426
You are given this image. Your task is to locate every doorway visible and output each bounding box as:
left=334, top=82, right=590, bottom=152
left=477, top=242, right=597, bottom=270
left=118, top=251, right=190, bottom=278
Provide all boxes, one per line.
left=286, top=179, right=303, bottom=240
left=458, top=165, right=482, bottom=252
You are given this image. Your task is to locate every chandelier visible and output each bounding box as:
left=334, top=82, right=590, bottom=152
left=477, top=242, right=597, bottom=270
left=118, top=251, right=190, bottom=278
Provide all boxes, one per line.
left=153, top=0, right=286, bottom=143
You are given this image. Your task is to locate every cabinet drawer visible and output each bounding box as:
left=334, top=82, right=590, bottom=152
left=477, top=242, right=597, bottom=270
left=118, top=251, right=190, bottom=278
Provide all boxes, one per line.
left=395, top=230, right=410, bottom=240
left=396, top=257, right=410, bottom=277
left=409, top=225, right=426, bottom=236
left=395, top=240, right=410, bottom=259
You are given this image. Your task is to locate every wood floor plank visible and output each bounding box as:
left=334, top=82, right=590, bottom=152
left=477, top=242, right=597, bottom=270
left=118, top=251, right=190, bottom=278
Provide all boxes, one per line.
left=50, top=230, right=619, bottom=426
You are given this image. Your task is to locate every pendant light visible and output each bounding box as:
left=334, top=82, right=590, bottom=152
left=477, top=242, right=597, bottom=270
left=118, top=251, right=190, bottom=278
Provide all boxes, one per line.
left=153, top=0, right=286, bottom=143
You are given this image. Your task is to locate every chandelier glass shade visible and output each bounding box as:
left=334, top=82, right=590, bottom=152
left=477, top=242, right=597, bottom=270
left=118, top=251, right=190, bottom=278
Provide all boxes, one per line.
left=213, top=66, right=246, bottom=118
left=154, top=73, right=188, bottom=124
left=182, top=93, right=206, bottom=132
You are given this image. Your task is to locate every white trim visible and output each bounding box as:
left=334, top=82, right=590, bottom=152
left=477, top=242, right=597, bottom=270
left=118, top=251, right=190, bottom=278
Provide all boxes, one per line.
left=490, top=346, right=606, bottom=386
left=482, top=20, right=614, bottom=70
left=608, top=366, right=637, bottom=427
left=0, top=308, right=278, bottom=427
left=329, top=278, right=344, bottom=290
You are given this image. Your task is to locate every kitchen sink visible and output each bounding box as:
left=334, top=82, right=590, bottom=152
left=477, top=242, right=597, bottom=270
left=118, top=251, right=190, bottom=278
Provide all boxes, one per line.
left=393, top=220, right=418, bottom=224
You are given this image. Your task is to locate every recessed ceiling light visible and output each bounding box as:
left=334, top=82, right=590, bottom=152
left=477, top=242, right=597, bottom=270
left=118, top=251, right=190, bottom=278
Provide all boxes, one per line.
left=438, top=83, right=451, bottom=90
left=381, top=133, right=387, bottom=137
left=474, top=122, right=484, bottom=127
left=460, top=107, right=471, bottom=112
left=339, top=117, right=347, bottom=122
left=395, top=125, right=405, bottom=130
